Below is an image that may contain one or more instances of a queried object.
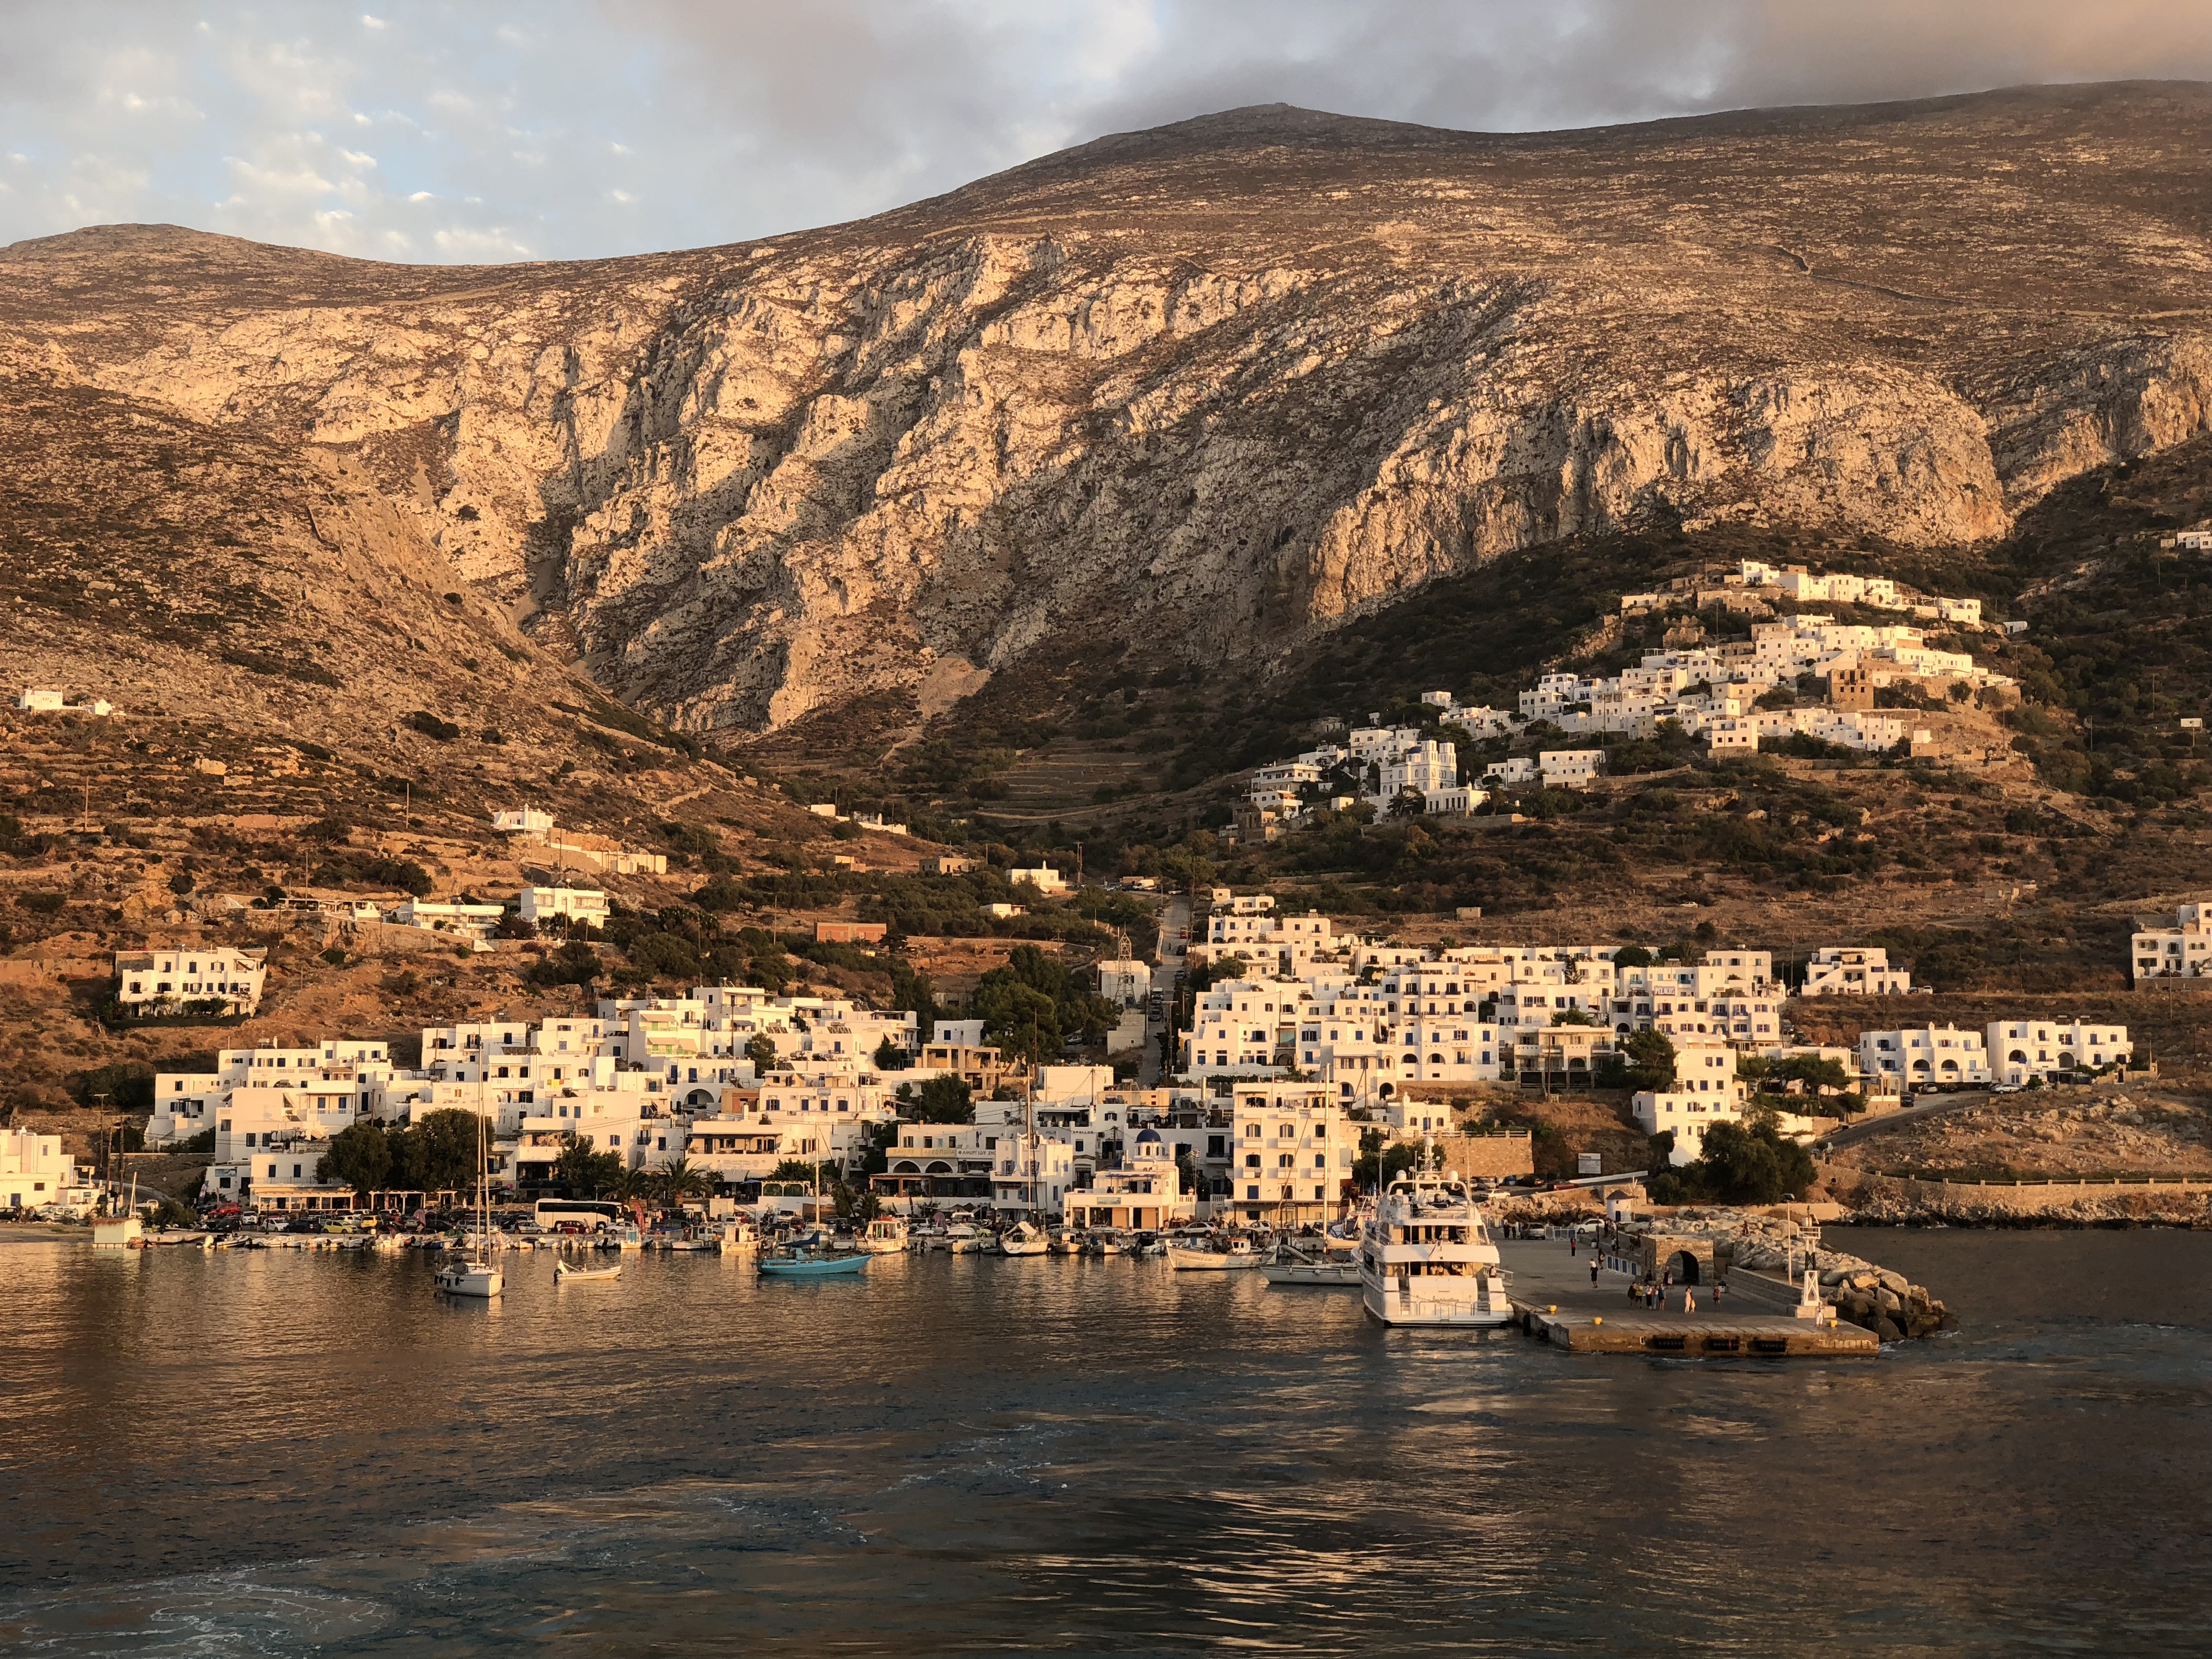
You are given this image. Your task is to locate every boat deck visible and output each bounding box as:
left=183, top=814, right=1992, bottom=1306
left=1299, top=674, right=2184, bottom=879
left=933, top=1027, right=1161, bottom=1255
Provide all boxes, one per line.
left=1497, top=1241, right=1877, bottom=1358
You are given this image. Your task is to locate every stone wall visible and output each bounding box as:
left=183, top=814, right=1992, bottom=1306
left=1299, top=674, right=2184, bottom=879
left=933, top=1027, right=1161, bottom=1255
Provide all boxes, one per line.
left=1435, top=1130, right=1535, bottom=1179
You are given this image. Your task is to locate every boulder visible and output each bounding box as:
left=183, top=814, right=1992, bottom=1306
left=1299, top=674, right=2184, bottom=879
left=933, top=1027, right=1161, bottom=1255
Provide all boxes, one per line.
left=1875, top=1316, right=1905, bottom=1343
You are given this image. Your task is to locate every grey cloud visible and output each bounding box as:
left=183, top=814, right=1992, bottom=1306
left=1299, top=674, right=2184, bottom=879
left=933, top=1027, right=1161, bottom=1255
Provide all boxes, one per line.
left=2, top=0, right=2208, bottom=262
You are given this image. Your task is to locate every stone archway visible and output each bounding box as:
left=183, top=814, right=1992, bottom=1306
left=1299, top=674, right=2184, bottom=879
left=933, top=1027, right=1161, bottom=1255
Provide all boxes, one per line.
left=1638, top=1232, right=1716, bottom=1285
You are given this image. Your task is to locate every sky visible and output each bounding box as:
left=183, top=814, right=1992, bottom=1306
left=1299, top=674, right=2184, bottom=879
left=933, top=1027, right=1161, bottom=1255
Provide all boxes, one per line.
left=3, top=0, right=2209, bottom=265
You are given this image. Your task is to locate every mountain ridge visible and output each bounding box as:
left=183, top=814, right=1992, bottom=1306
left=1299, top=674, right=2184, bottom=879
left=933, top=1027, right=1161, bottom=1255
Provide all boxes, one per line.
left=4, top=81, right=2211, bottom=753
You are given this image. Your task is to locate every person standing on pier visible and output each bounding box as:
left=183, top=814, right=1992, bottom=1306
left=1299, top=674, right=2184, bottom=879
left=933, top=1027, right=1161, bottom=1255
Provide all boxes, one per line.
left=1590, top=1258, right=1600, bottom=1286
left=1683, top=1287, right=1697, bottom=1315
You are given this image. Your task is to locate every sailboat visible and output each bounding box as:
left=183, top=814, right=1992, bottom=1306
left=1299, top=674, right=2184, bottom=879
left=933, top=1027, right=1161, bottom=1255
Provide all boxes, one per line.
left=433, top=1113, right=504, bottom=1298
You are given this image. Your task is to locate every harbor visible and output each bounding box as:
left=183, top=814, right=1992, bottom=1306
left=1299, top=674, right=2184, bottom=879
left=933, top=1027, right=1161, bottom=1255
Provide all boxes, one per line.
left=1499, top=1237, right=1880, bottom=1357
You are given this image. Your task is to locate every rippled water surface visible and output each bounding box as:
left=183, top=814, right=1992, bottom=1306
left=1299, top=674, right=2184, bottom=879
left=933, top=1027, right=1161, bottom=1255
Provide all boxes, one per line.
left=3, top=1227, right=2208, bottom=1656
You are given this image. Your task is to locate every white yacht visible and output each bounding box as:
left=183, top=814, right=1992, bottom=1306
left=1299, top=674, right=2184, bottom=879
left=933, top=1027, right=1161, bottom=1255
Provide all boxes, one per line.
left=997, top=1220, right=1048, bottom=1256
left=1359, top=1166, right=1509, bottom=1326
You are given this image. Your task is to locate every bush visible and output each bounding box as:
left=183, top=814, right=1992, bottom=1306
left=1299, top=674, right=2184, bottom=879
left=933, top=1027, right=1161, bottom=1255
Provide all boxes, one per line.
left=18, top=892, right=67, bottom=915
left=405, top=711, right=462, bottom=742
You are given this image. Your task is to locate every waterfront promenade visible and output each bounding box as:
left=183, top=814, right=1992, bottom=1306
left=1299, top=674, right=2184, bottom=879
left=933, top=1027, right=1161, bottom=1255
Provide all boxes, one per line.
left=1498, top=1239, right=1879, bottom=1357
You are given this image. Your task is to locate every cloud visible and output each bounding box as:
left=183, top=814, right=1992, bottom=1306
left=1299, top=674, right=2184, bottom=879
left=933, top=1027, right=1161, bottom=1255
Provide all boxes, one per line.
left=0, top=0, right=2206, bottom=262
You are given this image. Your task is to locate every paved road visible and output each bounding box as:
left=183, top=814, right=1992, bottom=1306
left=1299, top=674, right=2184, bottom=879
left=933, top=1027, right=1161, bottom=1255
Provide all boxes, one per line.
left=1818, top=1090, right=1996, bottom=1150
left=1138, top=896, right=1192, bottom=1087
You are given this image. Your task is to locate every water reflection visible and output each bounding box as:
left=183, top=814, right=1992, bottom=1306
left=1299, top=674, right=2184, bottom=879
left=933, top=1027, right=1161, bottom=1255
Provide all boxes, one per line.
left=2, top=1232, right=2208, bottom=1655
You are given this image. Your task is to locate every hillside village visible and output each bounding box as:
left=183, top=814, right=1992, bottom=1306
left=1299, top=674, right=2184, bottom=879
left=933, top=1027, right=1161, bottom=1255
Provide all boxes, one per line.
left=9, top=858, right=2204, bottom=1225
left=1239, top=559, right=2020, bottom=837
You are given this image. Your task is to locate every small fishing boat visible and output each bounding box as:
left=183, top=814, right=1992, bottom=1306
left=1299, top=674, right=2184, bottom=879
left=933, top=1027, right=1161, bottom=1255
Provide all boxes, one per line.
left=856, top=1216, right=909, bottom=1255
left=1261, top=1241, right=1363, bottom=1287
left=555, top=1258, right=623, bottom=1282
left=941, top=1223, right=990, bottom=1254
left=997, top=1221, right=1049, bottom=1256
left=720, top=1218, right=761, bottom=1253
left=1086, top=1229, right=1130, bottom=1256
left=758, top=1248, right=869, bottom=1277
left=1168, top=1236, right=1262, bottom=1271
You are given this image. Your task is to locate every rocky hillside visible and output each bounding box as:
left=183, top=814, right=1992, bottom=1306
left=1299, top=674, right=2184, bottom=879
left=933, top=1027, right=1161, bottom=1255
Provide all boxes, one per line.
left=5, top=82, right=2211, bottom=752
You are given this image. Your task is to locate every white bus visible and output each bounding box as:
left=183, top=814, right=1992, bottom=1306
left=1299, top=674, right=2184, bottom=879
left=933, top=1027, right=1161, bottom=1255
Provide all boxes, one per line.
left=534, top=1198, right=623, bottom=1233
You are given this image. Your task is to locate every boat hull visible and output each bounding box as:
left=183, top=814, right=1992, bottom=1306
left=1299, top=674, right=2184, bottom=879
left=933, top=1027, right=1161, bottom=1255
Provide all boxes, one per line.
left=435, top=1264, right=504, bottom=1297
left=1261, top=1263, right=1364, bottom=1286
left=1167, top=1245, right=1260, bottom=1271
left=1360, top=1275, right=1511, bottom=1326
left=998, top=1240, right=1048, bottom=1256
left=556, top=1262, right=622, bottom=1281
left=759, top=1255, right=869, bottom=1277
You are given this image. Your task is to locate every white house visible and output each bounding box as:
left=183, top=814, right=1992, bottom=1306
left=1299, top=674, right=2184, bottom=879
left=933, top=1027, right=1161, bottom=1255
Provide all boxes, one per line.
left=2132, top=902, right=2211, bottom=984
left=1008, top=865, right=1066, bottom=893
left=518, top=886, right=611, bottom=926
left=1631, top=1039, right=1751, bottom=1165
left=1802, top=947, right=1913, bottom=997
left=2, top=1129, right=83, bottom=1212
left=1857, top=1024, right=1991, bottom=1089
left=493, top=807, right=555, bottom=834
left=114, top=947, right=268, bottom=1018
left=1064, top=1126, right=1190, bottom=1230
left=1540, top=749, right=1604, bottom=789
left=1986, top=1020, right=2130, bottom=1084
left=386, top=899, right=506, bottom=941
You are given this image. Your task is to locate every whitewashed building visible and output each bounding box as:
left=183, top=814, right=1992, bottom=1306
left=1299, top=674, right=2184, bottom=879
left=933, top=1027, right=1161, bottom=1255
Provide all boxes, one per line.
left=114, top=947, right=268, bottom=1018
left=1986, top=1020, right=2131, bottom=1084
left=1803, top=947, right=1913, bottom=996
left=1857, top=1024, right=1991, bottom=1089
left=2132, top=902, right=2211, bottom=984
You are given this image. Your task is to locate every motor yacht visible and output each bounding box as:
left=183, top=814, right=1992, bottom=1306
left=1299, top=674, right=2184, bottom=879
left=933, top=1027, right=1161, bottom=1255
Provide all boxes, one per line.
left=1359, top=1164, right=1509, bottom=1326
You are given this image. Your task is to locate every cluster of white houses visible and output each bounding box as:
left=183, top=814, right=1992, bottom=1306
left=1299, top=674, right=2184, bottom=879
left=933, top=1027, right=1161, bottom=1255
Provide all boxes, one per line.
left=1240, top=560, right=2012, bottom=834
left=2133, top=901, right=2212, bottom=986
left=1175, top=904, right=2133, bottom=1165
left=134, top=990, right=1378, bottom=1227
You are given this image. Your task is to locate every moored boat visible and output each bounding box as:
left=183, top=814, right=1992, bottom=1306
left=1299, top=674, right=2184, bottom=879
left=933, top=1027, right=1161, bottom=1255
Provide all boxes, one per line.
left=555, top=1258, right=622, bottom=1281
left=1359, top=1161, right=1509, bottom=1326
left=758, top=1248, right=869, bottom=1277
left=1261, top=1241, right=1363, bottom=1287
left=1167, top=1235, right=1261, bottom=1271
left=998, top=1221, right=1048, bottom=1256
left=433, top=1112, right=503, bottom=1299
left=856, top=1216, right=908, bottom=1254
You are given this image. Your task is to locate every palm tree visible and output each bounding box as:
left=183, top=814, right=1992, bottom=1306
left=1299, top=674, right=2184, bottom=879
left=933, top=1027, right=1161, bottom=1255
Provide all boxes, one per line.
left=657, top=1155, right=709, bottom=1209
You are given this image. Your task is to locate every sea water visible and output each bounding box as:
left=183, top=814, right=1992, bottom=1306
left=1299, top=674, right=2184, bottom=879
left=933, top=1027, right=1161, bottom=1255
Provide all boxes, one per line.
left=1, top=1228, right=2206, bottom=1656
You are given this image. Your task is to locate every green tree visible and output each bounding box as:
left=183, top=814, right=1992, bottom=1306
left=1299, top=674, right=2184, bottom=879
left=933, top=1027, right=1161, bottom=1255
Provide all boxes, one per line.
left=975, top=979, right=1062, bottom=1063
left=554, top=1133, right=625, bottom=1197
left=768, top=1158, right=823, bottom=1184
left=744, top=1033, right=781, bottom=1072
left=904, top=1076, right=973, bottom=1124
left=657, top=1156, right=711, bottom=1206
left=401, top=1109, right=488, bottom=1198
left=526, top=938, right=599, bottom=989
left=317, top=1119, right=395, bottom=1197
left=1671, top=1121, right=1815, bottom=1204
left=1620, top=1027, right=1677, bottom=1090
left=872, top=1033, right=907, bottom=1071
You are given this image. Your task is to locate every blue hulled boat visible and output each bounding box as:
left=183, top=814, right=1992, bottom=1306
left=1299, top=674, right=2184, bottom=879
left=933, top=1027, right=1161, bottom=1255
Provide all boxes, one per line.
left=758, top=1248, right=869, bottom=1277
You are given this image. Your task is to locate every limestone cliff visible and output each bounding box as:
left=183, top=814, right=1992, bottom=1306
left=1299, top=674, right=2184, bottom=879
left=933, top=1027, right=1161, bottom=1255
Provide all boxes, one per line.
left=6, top=82, right=2211, bottom=738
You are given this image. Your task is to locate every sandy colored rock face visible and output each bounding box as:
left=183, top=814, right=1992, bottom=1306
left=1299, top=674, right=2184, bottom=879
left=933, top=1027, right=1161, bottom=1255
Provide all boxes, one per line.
left=6, top=87, right=2211, bottom=736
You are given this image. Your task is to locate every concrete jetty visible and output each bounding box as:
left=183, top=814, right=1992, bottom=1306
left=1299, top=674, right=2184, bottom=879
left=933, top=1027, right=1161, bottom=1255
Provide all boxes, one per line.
left=1499, top=1240, right=1879, bottom=1358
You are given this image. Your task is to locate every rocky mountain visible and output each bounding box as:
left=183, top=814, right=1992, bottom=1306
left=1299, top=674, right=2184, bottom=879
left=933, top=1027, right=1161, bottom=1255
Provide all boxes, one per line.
left=5, top=81, right=2211, bottom=753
